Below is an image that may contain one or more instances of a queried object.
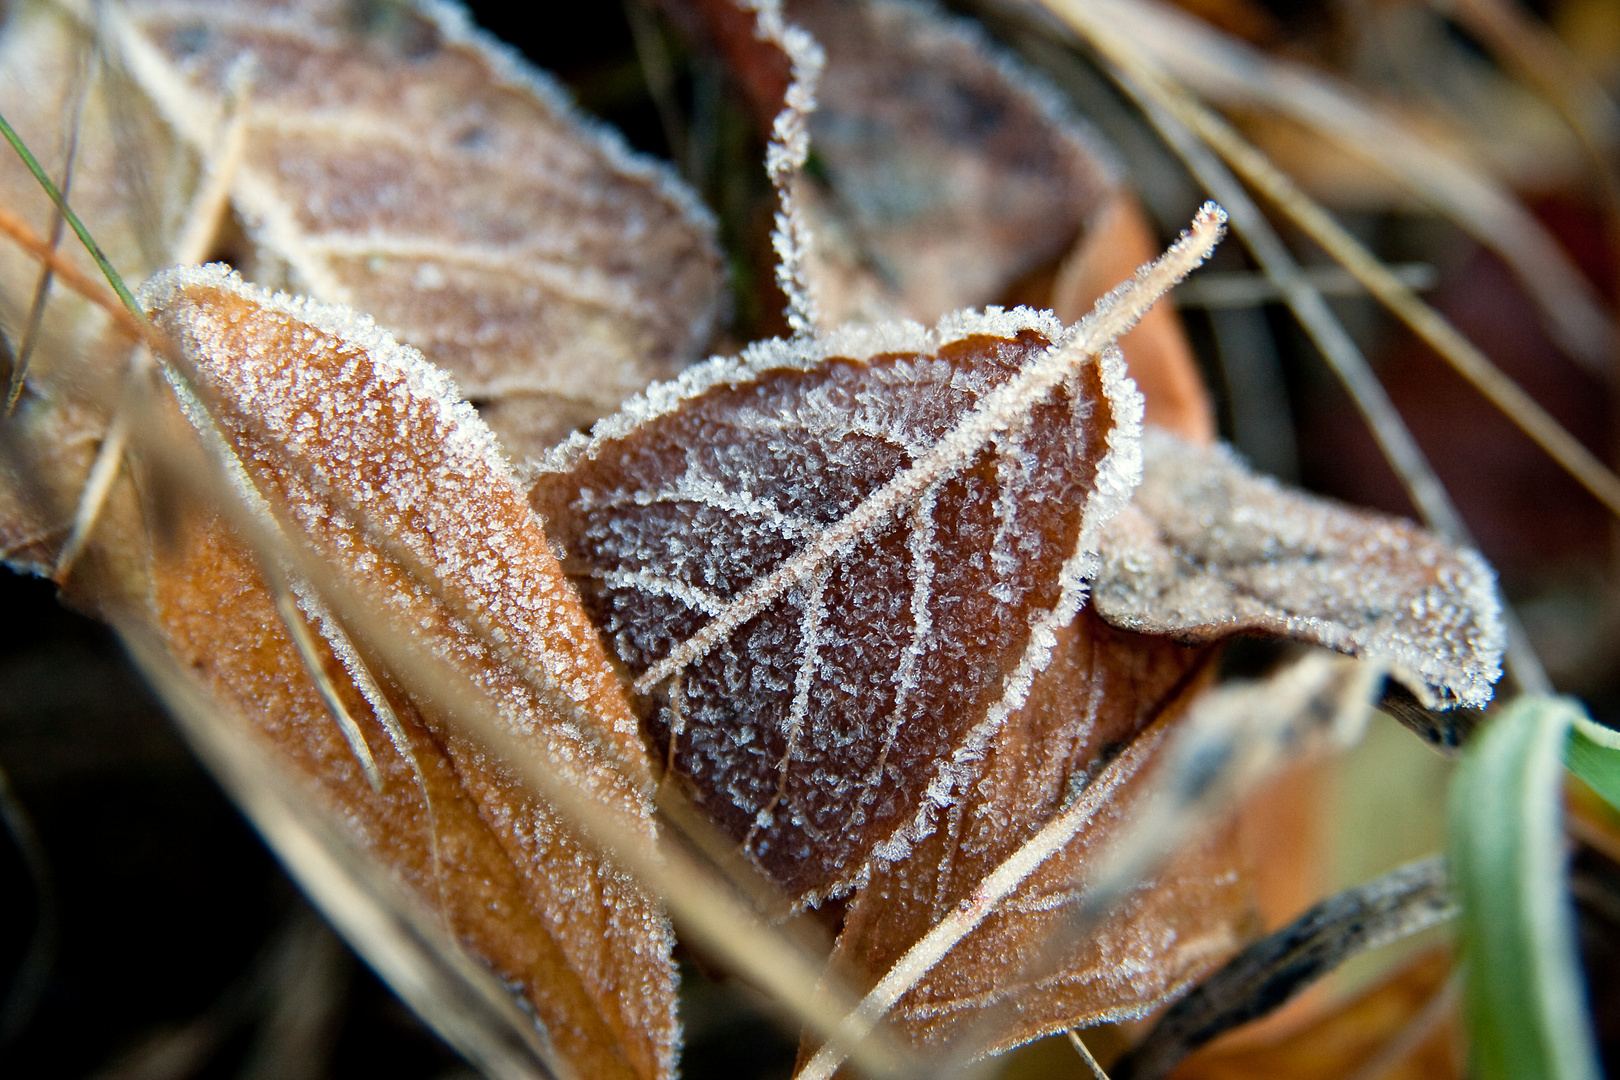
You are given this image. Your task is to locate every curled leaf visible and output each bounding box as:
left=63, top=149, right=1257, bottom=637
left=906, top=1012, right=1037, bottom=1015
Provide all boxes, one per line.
left=1092, top=430, right=1505, bottom=710
left=661, top=0, right=1120, bottom=327
left=785, top=0, right=1118, bottom=325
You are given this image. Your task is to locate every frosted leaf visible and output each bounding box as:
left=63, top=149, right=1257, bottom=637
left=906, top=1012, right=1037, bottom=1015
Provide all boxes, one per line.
left=533, top=301, right=1149, bottom=900
left=1092, top=429, right=1504, bottom=710
left=140, top=265, right=677, bottom=1080
left=823, top=606, right=1250, bottom=1059
left=792, top=0, right=1118, bottom=325
left=0, top=0, right=724, bottom=466
left=671, top=0, right=1120, bottom=328
left=529, top=205, right=1222, bottom=906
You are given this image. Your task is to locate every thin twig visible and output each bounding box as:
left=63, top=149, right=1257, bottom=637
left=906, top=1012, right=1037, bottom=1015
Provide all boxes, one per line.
left=7, top=45, right=94, bottom=413
left=0, top=203, right=145, bottom=342
left=1078, top=0, right=1616, bottom=373
left=1067, top=1030, right=1112, bottom=1080
left=1111, top=856, right=1456, bottom=1080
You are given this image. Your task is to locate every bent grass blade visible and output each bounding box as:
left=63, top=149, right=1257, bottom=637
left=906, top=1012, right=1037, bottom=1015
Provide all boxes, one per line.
left=1448, top=696, right=1603, bottom=1080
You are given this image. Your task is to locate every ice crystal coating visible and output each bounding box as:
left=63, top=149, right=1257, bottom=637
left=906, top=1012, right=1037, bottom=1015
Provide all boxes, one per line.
left=139, top=265, right=676, bottom=1080
left=791, top=0, right=1120, bottom=325
left=1092, top=429, right=1505, bottom=709
left=532, top=305, right=1144, bottom=900
left=86, top=0, right=724, bottom=458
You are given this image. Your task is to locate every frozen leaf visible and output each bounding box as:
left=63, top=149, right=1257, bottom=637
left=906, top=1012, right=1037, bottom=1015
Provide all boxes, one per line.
left=786, top=0, right=1118, bottom=325
left=1092, top=429, right=1505, bottom=710
left=140, top=266, right=677, bottom=1080
left=528, top=209, right=1224, bottom=900
left=531, top=306, right=1142, bottom=901
left=0, top=0, right=725, bottom=463
left=663, top=0, right=1119, bottom=327
left=153, top=518, right=662, bottom=1080
left=816, top=608, right=1250, bottom=1061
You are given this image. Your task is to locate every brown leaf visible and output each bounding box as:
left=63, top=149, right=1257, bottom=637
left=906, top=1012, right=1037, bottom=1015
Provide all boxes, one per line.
left=1092, top=429, right=1504, bottom=710
left=819, top=608, right=1250, bottom=1061
left=153, top=516, right=662, bottom=1080
left=139, top=266, right=677, bottom=1080
left=1, top=0, right=725, bottom=463
left=791, top=0, right=1117, bottom=325
left=665, top=0, right=1119, bottom=327
left=528, top=306, right=1147, bottom=902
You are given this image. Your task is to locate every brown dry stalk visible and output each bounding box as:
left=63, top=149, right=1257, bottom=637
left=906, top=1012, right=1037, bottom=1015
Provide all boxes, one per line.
left=0, top=202, right=144, bottom=343
left=1042, top=0, right=1620, bottom=523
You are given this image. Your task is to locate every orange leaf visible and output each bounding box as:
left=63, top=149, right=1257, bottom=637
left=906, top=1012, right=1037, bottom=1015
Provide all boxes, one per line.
left=141, top=267, right=678, bottom=1080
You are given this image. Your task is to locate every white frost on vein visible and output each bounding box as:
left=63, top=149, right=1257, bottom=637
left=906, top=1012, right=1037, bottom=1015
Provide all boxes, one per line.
left=627, top=201, right=1208, bottom=696
left=871, top=343, right=1146, bottom=867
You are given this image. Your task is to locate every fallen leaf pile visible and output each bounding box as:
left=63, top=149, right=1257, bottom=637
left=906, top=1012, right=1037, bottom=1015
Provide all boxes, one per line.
left=0, top=0, right=1514, bottom=1077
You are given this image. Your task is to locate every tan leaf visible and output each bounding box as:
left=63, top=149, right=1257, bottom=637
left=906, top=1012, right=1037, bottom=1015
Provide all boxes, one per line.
left=1, top=0, right=725, bottom=463
left=152, top=516, right=661, bottom=1080
left=138, top=266, right=677, bottom=1080
left=1092, top=429, right=1504, bottom=709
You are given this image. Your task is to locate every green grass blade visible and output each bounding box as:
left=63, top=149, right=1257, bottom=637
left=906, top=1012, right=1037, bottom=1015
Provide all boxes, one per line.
left=1567, top=713, right=1620, bottom=813
left=1448, top=695, right=1601, bottom=1080
left=0, top=108, right=142, bottom=321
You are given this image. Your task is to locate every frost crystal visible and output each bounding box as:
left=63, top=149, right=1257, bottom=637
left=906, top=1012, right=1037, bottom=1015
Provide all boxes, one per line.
left=533, top=308, right=1142, bottom=901
left=1092, top=429, right=1505, bottom=709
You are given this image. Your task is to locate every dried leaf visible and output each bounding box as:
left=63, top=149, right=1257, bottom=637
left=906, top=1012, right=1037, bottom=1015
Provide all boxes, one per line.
left=817, top=609, right=1248, bottom=1060
left=152, top=518, right=653, bottom=1080
left=139, top=266, right=678, bottom=1080
left=530, top=304, right=1146, bottom=901
left=1092, top=430, right=1505, bottom=710
left=526, top=211, right=1243, bottom=1068
left=788, top=0, right=1117, bottom=325
left=1, top=0, right=725, bottom=462
left=665, top=0, right=1118, bottom=327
